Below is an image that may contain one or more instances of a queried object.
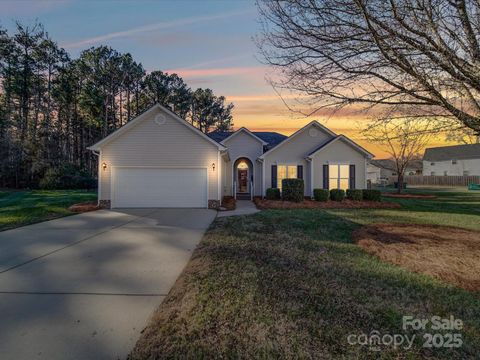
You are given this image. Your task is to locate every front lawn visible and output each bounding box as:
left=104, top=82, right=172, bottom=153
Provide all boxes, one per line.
left=131, top=188, right=480, bottom=359
left=0, top=190, right=97, bottom=231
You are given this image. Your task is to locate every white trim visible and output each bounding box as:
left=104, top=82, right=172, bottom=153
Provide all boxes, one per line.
left=259, top=121, right=336, bottom=159
left=232, top=156, right=255, bottom=195
left=110, top=166, right=209, bottom=208
left=261, top=159, right=265, bottom=197
left=98, top=150, right=102, bottom=204
left=308, top=135, right=374, bottom=159
left=217, top=151, right=221, bottom=201
left=220, top=127, right=267, bottom=146
left=88, top=103, right=226, bottom=151
left=308, top=158, right=314, bottom=197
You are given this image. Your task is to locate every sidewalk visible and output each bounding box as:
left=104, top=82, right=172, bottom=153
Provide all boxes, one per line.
left=217, top=200, right=260, bottom=217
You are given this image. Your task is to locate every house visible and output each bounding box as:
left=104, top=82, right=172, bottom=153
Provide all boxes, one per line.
left=423, top=143, right=480, bottom=176
left=369, top=159, right=423, bottom=184
left=87, top=104, right=373, bottom=208
left=366, top=162, right=381, bottom=184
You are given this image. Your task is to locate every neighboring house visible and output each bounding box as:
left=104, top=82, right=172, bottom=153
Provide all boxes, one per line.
left=423, top=143, right=480, bottom=176
left=370, top=159, right=423, bottom=184
left=88, top=104, right=373, bottom=208
left=366, top=162, right=381, bottom=184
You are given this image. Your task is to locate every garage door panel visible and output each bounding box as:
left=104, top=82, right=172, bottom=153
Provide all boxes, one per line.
left=112, top=168, right=207, bottom=208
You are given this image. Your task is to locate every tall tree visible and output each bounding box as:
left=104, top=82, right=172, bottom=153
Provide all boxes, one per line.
left=140, top=71, right=191, bottom=118
left=189, top=88, right=234, bottom=133
left=257, top=0, right=480, bottom=134
left=363, top=118, right=433, bottom=193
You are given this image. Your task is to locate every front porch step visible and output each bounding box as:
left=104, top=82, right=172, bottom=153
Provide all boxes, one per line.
left=236, top=193, right=251, bottom=200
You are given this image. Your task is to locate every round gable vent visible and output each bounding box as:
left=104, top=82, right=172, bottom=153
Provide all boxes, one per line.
left=309, top=128, right=319, bottom=137
left=154, top=114, right=166, bottom=125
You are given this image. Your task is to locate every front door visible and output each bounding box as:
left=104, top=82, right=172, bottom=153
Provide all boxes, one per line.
left=238, top=169, right=248, bottom=193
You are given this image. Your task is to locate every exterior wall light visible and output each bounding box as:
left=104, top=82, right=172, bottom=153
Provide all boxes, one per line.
left=102, top=162, right=107, bottom=171
left=212, top=162, right=215, bottom=171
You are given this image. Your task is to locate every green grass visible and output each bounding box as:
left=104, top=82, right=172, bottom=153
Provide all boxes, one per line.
left=131, top=187, right=480, bottom=359
left=0, top=190, right=97, bottom=231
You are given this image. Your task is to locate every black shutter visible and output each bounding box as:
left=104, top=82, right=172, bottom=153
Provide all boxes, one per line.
left=323, top=165, right=329, bottom=189
left=349, top=164, right=355, bottom=189
left=297, top=165, right=303, bottom=179
left=271, top=165, right=277, bottom=188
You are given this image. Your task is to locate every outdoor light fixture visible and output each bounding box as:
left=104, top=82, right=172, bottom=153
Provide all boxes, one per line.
left=102, top=162, right=107, bottom=171
left=212, top=162, right=216, bottom=171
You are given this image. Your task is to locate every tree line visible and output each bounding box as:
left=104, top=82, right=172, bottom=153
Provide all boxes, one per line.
left=0, top=22, right=234, bottom=188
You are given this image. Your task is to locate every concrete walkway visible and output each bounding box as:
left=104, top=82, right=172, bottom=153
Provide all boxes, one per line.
left=217, top=200, right=260, bottom=217
left=0, top=208, right=216, bottom=360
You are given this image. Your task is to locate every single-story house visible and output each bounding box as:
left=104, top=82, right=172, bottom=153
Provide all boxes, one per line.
left=366, top=162, right=382, bottom=184
left=369, top=159, right=423, bottom=184
left=88, top=104, right=373, bottom=208
left=423, top=143, right=480, bottom=176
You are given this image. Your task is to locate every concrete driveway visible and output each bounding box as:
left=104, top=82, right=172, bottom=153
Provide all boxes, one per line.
left=0, top=208, right=216, bottom=360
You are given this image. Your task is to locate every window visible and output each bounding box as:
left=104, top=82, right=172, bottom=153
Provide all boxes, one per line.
left=464, top=171, right=470, bottom=176
left=452, top=159, right=457, bottom=165
left=431, top=162, right=435, bottom=166
left=329, top=164, right=350, bottom=190
left=277, top=165, right=297, bottom=190
left=444, top=171, right=448, bottom=176
left=431, top=171, right=435, bottom=176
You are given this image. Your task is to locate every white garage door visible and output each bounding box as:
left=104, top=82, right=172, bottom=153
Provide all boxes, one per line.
left=112, top=167, right=207, bottom=208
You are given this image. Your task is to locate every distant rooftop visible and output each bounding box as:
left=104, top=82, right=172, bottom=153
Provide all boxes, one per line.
left=207, top=130, right=287, bottom=149
left=370, top=159, right=423, bottom=171
left=423, top=143, right=480, bottom=162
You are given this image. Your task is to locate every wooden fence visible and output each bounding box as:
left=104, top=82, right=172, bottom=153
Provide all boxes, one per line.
left=403, top=175, right=480, bottom=187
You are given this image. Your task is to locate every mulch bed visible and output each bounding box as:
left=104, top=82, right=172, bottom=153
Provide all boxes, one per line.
left=382, top=193, right=436, bottom=199
left=219, top=196, right=236, bottom=211
left=254, top=198, right=401, bottom=209
left=353, top=224, right=480, bottom=292
left=68, top=201, right=100, bottom=212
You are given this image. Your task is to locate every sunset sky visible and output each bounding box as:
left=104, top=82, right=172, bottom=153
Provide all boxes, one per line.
left=0, top=0, right=453, bottom=158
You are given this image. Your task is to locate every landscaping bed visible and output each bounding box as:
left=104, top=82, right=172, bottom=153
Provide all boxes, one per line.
left=353, top=223, right=480, bottom=292
left=254, top=198, right=401, bottom=209
left=219, top=196, right=236, bottom=211
left=68, top=201, right=100, bottom=212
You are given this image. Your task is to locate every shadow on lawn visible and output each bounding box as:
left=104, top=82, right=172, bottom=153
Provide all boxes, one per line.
left=132, top=210, right=479, bottom=359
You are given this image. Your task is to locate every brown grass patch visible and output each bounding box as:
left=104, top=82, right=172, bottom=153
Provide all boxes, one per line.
left=353, top=224, right=480, bottom=291
left=68, top=201, right=99, bottom=213
left=254, top=198, right=401, bottom=210
left=382, top=193, right=436, bottom=199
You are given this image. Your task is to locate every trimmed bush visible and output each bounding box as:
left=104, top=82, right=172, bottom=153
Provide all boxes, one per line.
left=313, top=189, right=329, bottom=202
left=281, top=178, right=304, bottom=202
left=39, top=164, right=96, bottom=190
left=266, top=188, right=281, bottom=200
left=346, top=189, right=363, bottom=201
left=362, top=189, right=382, bottom=202
left=330, top=188, right=345, bottom=202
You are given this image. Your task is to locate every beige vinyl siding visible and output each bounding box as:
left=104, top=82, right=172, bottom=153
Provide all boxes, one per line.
left=222, top=131, right=264, bottom=196
left=312, top=140, right=367, bottom=189
left=99, top=107, right=220, bottom=201
left=263, top=125, right=332, bottom=196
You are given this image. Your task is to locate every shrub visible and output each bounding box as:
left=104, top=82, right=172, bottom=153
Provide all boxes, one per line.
left=266, top=188, right=281, bottom=200
left=39, top=164, right=96, bottom=190
left=313, top=189, right=329, bottom=202
left=330, top=188, right=345, bottom=201
left=362, top=189, right=382, bottom=202
left=282, top=178, right=304, bottom=202
left=346, top=189, right=363, bottom=201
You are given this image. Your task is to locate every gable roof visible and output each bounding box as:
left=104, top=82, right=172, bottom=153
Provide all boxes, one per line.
left=307, top=135, right=374, bottom=158
left=219, top=127, right=268, bottom=146
left=259, top=120, right=337, bottom=159
left=207, top=130, right=287, bottom=148
left=423, top=143, right=480, bottom=161
left=87, top=103, right=226, bottom=151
